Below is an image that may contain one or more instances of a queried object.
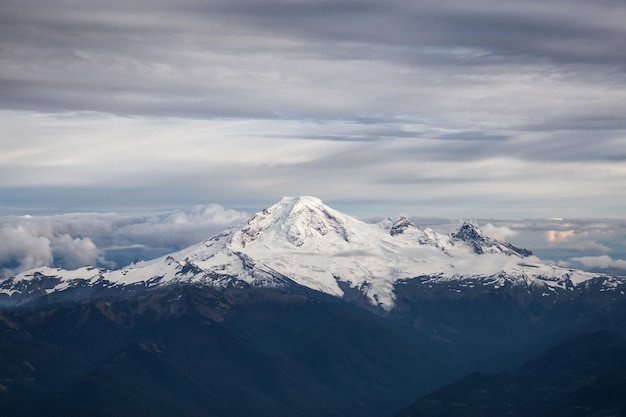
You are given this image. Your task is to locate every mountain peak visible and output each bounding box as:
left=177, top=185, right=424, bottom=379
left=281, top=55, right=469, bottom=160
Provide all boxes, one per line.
left=277, top=195, right=325, bottom=208
left=451, top=222, right=484, bottom=242
left=390, top=217, right=418, bottom=236
left=237, top=196, right=350, bottom=247
left=451, top=222, right=532, bottom=257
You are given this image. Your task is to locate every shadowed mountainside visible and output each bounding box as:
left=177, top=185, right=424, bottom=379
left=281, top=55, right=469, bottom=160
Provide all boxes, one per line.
left=396, top=330, right=626, bottom=417
left=0, top=284, right=449, bottom=417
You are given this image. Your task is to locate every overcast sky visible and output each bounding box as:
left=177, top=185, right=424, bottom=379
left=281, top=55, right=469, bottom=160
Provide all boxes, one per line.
left=1, top=0, right=625, bottom=219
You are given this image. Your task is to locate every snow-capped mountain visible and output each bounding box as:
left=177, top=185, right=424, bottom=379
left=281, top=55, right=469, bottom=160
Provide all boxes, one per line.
left=1, top=196, right=624, bottom=309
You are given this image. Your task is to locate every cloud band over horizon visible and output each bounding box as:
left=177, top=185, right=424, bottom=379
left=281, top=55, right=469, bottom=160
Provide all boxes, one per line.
left=1, top=202, right=625, bottom=279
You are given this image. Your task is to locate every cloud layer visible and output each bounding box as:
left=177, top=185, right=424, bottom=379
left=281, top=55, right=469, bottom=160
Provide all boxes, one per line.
left=0, top=0, right=625, bottom=217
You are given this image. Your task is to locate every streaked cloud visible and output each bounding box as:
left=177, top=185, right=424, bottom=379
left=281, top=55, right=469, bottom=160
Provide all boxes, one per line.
left=0, top=0, right=625, bottom=217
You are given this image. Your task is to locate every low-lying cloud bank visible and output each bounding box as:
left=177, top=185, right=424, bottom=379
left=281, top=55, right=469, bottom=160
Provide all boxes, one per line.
left=570, top=255, right=626, bottom=270
left=1, top=205, right=625, bottom=279
left=0, top=205, right=249, bottom=278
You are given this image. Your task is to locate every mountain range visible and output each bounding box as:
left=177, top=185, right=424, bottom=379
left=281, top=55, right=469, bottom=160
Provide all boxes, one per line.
left=2, top=196, right=623, bottom=310
left=1, top=196, right=625, bottom=416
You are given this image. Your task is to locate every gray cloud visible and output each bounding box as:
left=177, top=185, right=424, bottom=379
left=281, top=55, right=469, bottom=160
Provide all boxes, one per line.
left=0, top=0, right=625, bottom=217
left=2, top=0, right=625, bottom=121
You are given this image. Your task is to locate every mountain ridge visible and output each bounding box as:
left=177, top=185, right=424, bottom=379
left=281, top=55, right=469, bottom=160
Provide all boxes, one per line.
left=1, top=196, right=624, bottom=309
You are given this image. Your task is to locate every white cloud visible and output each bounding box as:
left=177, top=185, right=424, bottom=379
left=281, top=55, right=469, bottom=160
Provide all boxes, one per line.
left=481, top=223, right=517, bottom=241
left=51, top=234, right=102, bottom=269
left=0, top=226, right=53, bottom=277
left=0, top=204, right=249, bottom=278
left=116, top=204, right=250, bottom=249
left=570, top=255, right=626, bottom=270
left=542, top=229, right=612, bottom=253
left=546, top=230, right=576, bottom=243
